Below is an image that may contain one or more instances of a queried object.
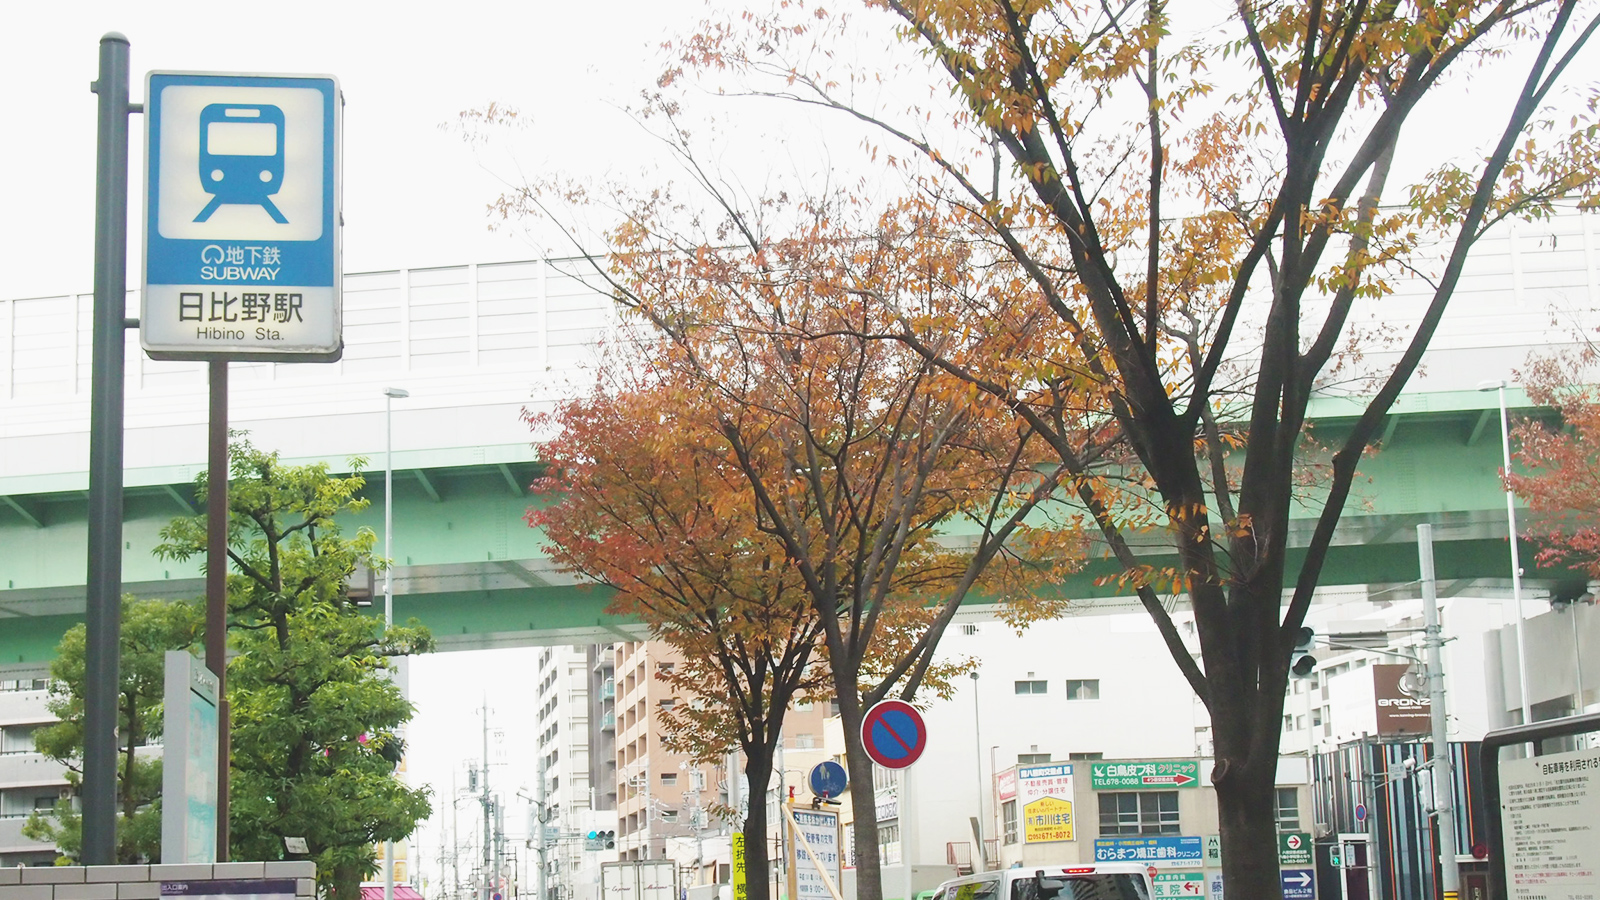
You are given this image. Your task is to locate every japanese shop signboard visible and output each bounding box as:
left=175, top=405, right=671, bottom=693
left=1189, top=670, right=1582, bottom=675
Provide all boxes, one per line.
left=142, top=72, right=341, bottom=361
left=1019, top=762, right=1075, bottom=843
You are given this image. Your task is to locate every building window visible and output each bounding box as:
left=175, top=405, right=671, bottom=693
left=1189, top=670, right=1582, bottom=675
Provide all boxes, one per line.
left=1014, top=680, right=1048, bottom=695
left=796, top=700, right=813, bottom=712
left=878, top=823, right=901, bottom=865
left=660, top=809, right=679, bottom=824
left=1017, top=753, right=1051, bottom=764
left=0, top=725, right=39, bottom=755
left=794, top=733, right=818, bottom=749
left=661, top=773, right=678, bottom=786
left=962, top=624, right=979, bottom=635
left=658, top=662, right=675, bottom=675
left=1276, top=788, right=1300, bottom=832
left=1065, top=679, right=1100, bottom=701
left=1097, top=791, right=1180, bottom=836
left=659, top=699, right=676, bottom=710
left=1001, top=800, right=1018, bottom=845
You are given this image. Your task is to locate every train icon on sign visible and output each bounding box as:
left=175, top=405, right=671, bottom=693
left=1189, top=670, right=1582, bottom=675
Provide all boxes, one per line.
left=194, top=103, right=288, bottom=224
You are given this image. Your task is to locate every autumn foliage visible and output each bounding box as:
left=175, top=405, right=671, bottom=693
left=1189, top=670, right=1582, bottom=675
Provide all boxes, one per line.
left=1509, top=351, right=1600, bottom=580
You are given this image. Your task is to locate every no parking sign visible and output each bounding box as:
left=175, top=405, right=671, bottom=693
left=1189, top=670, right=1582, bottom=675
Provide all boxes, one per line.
left=861, top=699, right=927, bottom=769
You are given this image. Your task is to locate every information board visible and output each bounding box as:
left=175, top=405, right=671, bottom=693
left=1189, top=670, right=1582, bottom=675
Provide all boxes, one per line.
left=789, top=806, right=843, bottom=900
left=1500, top=746, right=1600, bottom=900
left=160, top=650, right=218, bottom=863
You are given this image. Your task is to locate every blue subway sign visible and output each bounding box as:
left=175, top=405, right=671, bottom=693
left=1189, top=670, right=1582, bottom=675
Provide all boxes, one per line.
left=142, top=72, right=341, bottom=361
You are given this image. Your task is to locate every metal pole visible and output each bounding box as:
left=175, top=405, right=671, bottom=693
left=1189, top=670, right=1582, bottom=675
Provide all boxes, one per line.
left=84, top=31, right=132, bottom=867
left=537, top=753, right=548, bottom=900
left=1419, top=525, right=1460, bottom=900
left=385, top=387, right=406, bottom=900
left=970, top=672, right=984, bottom=869
left=1571, top=599, right=1587, bottom=715
left=901, top=766, right=916, bottom=900
left=1496, top=382, right=1535, bottom=726
left=207, top=360, right=230, bottom=859
left=484, top=701, right=494, bottom=900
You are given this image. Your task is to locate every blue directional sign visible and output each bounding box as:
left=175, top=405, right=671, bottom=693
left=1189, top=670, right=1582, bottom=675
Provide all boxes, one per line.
left=1280, top=869, right=1315, bottom=900
left=142, top=72, right=341, bottom=361
left=808, top=760, right=848, bottom=800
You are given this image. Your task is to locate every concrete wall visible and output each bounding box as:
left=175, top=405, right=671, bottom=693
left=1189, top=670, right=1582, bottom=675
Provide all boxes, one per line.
left=0, top=862, right=316, bottom=900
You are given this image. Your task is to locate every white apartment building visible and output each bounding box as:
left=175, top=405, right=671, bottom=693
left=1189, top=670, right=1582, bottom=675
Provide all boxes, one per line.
left=0, top=676, right=69, bottom=867
left=531, top=645, right=618, bottom=900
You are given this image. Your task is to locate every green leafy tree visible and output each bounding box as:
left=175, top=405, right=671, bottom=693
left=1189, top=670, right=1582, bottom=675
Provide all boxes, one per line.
left=158, top=439, right=434, bottom=900
left=22, top=596, right=203, bottom=864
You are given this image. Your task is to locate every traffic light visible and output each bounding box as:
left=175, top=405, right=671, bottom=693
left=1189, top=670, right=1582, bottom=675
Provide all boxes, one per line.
left=585, top=830, right=615, bottom=851
left=1290, top=627, right=1317, bottom=677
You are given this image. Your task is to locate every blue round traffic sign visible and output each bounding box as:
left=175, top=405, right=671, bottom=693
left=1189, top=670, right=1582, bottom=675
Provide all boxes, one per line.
left=1354, top=803, right=1367, bottom=823
left=809, top=760, right=849, bottom=799
left=861, top=699, right=927, bottom=769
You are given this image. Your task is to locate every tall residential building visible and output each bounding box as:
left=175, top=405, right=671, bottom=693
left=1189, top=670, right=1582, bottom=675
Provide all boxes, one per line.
left=0, top=675, right=69, bottom=866
left=612, top=641, right=734, bottom=876
left=532, top=646, right=618, bottom=900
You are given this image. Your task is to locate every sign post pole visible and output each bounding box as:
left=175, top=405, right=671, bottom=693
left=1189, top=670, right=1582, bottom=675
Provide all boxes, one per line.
left=84, top=31, right=137, bottom=867
left=207, top=359, right=229, bottom=859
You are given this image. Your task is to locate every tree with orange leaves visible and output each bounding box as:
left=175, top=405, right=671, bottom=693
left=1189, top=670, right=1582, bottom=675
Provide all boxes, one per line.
left=635, top=1, right=1600, bottom=896
left=529, top=373, right=826, bottom=900
left=518, top=186, right=1087, bottom=898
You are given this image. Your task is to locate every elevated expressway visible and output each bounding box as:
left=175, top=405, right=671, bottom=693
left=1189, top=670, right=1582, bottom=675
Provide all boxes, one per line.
left=2, top=208, right=1598, bottom=674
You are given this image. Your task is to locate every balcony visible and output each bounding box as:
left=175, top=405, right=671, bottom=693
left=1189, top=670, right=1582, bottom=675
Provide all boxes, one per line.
left=600, top=679, right=616, bottom=701
left=600, top=711, right=616, bottom=732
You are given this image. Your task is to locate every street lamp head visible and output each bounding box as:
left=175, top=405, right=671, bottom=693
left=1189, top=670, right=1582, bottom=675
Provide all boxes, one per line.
left=384, top=387, right=410, bottom=399
left=1476, top=379, right=1507, bottom=392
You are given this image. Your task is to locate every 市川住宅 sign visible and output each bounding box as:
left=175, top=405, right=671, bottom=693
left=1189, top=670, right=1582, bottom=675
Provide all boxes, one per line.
left=1090, top=760, right=1199, bottom=790
left=1019, top=763, right=1075, bottom=843
left=142, top=72, right=342, bottom=361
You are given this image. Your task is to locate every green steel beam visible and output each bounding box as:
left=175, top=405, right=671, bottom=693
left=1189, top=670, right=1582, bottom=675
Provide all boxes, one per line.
left=0, top=394, right=1565, bottom=669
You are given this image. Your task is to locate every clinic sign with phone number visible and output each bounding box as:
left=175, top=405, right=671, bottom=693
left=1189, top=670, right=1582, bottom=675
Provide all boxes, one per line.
left=143, top=71, right=342, bottom=362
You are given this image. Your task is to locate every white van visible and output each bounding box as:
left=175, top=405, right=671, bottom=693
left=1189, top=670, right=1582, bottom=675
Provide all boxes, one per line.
left=930, top=864, right=1154, bottom=900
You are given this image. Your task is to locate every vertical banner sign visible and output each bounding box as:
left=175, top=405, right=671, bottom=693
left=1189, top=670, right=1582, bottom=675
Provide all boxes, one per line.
left=143, top=72, right=342, bottom=361
left=160, top=651, right=218, bottom=863
left=731, top=833, right=748, bottom=900
left=1018, top=763, right=1075, bottom=843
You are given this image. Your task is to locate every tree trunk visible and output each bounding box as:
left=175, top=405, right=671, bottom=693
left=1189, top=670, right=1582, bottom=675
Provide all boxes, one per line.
left=329, top=861, right=363, bottom=900
left=840, top=706, right=883, bottom=900
left=1213, top=754, right=1281, bottom=900
left=743, top=744, right=777, bottom=900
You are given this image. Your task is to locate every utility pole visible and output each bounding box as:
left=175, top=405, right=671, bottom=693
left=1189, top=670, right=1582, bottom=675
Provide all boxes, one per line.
left=1419, top=525, right=1461, bottom=900
left=537, top=752, right=548, bottom=900
left=482, top=701, right=494, bottom=900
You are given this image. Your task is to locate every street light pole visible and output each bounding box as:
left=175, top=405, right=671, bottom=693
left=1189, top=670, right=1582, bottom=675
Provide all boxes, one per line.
left=384, top=387, right=409, bottom=900
left=970, top=671, right=984, bottom=870
left=1480, top=379, right=1534, bottom=727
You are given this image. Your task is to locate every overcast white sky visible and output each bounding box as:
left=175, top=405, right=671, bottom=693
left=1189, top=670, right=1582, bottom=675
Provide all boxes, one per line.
left=0, top=0, right=723, bottom=879
left=0, top=0, right=746, bottom=301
